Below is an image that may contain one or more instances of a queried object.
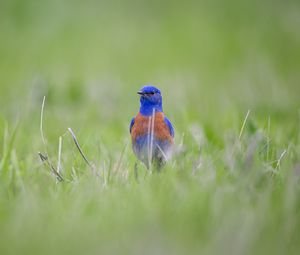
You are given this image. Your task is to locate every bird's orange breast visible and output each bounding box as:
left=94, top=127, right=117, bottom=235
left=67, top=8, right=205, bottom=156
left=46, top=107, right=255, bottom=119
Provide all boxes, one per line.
left=131, top=112, right=173, bottom=143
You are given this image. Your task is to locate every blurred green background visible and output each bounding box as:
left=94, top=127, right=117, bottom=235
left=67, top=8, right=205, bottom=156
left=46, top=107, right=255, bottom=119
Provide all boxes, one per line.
left=1, top=0, right=299, bottom=122
left=0, top=0, right=300, bottom=254
left=0, top=0, right=299, bottom=152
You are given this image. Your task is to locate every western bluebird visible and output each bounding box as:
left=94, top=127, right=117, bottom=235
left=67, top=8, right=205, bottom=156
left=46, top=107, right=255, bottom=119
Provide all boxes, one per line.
left=130, top=85, right=174, bottom=169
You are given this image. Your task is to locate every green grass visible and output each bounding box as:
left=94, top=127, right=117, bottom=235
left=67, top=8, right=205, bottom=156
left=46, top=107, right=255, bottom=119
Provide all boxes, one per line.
left=0, top=0, right=300, bottom=254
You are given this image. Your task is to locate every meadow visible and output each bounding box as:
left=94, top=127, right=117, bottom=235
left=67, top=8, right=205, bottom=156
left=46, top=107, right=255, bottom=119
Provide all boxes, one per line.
left=0, top=0, right=300, bottom=254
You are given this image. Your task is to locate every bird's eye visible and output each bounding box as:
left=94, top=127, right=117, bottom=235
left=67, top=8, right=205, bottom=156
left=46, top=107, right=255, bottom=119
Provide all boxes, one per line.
left=147, top=92, right=155, bottom=95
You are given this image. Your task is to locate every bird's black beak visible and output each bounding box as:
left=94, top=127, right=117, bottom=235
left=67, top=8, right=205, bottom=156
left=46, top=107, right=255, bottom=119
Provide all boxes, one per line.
left=137, top=91, right=145, bottom=96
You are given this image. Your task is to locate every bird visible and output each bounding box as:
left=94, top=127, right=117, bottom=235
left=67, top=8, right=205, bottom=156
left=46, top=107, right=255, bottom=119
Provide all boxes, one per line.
left=130, top=85, right=174, bottom=169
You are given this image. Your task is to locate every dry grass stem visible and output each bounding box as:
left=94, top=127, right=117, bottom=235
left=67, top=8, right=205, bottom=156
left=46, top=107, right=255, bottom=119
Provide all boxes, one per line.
left=67, top=128, right=96, bottom=173
left=239, top=110, right=251, bottom=140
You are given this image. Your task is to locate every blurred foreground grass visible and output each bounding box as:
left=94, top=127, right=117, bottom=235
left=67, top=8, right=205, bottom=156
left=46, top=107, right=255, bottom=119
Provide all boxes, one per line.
left=0, top=0, right=300, bottom=254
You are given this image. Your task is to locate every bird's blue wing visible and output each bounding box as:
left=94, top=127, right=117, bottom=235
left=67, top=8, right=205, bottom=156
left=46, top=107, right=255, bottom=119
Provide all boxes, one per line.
left=164, top=117, right=174, bottom=138
left=129, top=117, right=135, bottom=133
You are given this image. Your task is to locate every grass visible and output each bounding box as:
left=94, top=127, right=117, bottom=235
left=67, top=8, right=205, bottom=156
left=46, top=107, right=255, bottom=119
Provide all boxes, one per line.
left=0, top=0, right=300, bottom=254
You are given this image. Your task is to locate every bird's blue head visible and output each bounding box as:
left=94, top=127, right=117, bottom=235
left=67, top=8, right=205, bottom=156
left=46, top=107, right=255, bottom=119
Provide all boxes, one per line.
left=138, top=85, right=163, bottom=116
